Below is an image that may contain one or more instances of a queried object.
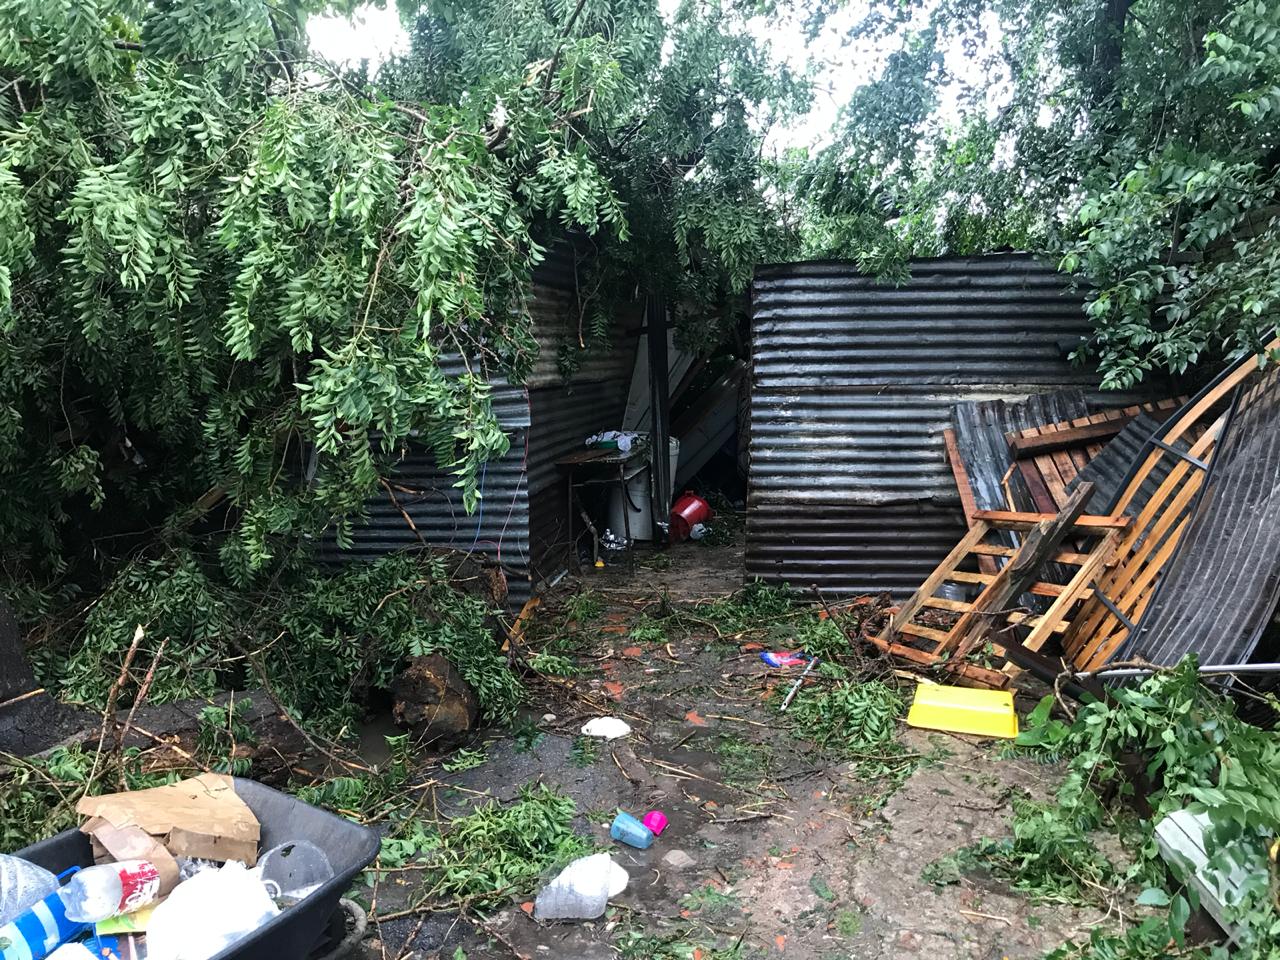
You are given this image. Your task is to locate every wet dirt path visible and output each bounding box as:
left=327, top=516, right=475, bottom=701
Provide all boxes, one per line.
left=372, top=539, right=1108, bottom=960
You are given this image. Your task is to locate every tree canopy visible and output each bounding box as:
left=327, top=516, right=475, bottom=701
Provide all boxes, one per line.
left=0, top=0, right=803, bottom=617
left=1, top=0, right=1278, bottom=706
left=803, top=0, right=1280, bottom=387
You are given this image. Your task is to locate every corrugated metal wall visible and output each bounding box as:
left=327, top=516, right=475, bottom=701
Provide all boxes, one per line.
left=325, top=243, right=639, bottom=604
left=746, top=255, right=1101, bottom=598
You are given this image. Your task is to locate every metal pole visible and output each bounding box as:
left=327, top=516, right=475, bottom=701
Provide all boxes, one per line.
left=647, top=296, right=672, bottom=539
left=1078, top=663, right=1280, bottom=679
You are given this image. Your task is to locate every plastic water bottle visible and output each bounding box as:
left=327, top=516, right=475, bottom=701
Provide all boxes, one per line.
left=0, top=888, right=89, bottom=960
left=533, top=854, right=628, bottom=920
left=0, top=855, right=60, bottom=927
left=609, top=811, right=654, bottom=849
left=57, top=860, right=162, bottom=923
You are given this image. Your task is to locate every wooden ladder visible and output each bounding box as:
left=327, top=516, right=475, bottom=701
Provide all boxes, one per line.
left=869, top=484, right=1128, bottom=686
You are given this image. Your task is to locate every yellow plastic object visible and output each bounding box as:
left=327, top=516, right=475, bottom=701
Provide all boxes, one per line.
left=906, top=682, right=1019, bottom=739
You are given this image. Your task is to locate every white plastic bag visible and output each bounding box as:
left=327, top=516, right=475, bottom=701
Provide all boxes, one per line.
left=579, top=718, right=632, bottom=740
left=0, top=854, right=59, bottom=927
left=533, top=854, right=628, bottom=921
left=147, top=862, right=279, bottom=960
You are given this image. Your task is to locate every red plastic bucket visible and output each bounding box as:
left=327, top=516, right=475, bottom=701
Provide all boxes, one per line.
left=669, top=492, right=713, bottom=542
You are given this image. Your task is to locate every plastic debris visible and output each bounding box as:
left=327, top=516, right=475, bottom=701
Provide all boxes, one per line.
left=906, top=682, right=1018, bottom=739
left=0, top=887, right=88, bottom=960
left=609, top=812, right=654, bottom=849
left=580, top=717, right=632, bottom=740
left=584, top=431, right=639, bottom=453
left=0, top=855, right=59, bottom=927
left=641, top=811, right=668, bottom=836
left=147, top=861, right=279, bottom=960
left=59, top=860, right=163, bottom=923
left=759, top=651, right=808, bottom=668
left=256, top=841, right=333, bottom=903
left=46, top=944, right=96, bottom=960
left=533, top=854, right=628, bottom=921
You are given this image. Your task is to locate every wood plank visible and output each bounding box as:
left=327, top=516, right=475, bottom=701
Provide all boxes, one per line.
left=944, top=428, right=980, bottom=525
left=1007, top=418, right=1134, bottom=457
left=1006, top=611, right=1070, bottom=634
left=946, top=570, right=1074, bottom=598
left=884, top=521, right=991, bottom=642
left=969, top=543, right=1093, bottom=565
left=922, top=596, right=971, bottom=613
left=1017, top=460, right=1060, bottom=512
left=899, top=622, right=952, bottom=644
left=1021, top=527, right=1123, bottom=653
left=944, top=427, right=1000, bottom=576
left=944, top=484, right=1096, bottom=659
left=971, top=510, right=1130, bottom=531
left=865, top=633, right=1010, bottom=688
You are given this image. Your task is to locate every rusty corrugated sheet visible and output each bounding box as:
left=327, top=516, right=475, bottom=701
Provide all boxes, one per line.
left=1065, top=410, right=1187, bottom=516
left=746, top=255, right=1100, bottom=599
left=951, top=391, right=1092, bottom=512
left=526, top=378, right=632, bottom=578
left=324, top=246, right=639, bottom=604
left=1119, top=365, right=1280, bottom=667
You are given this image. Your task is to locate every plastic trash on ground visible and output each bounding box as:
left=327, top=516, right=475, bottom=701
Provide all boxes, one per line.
left=609, top=812, right=654, bottom=849
left=641, top=811, right=668, bottom=836
left=905, top=682, right=1019, bottom=739
left=580, top=717, right=632, bottom=740
left=0, top=854, right=60, bottom=926
left=533, top=854, right=628, bottom=921
left=46, top=943, right=96, bottom=960
left=147, top=861, right=280, bottom=960
left=256, top=841, right=333, bottom=903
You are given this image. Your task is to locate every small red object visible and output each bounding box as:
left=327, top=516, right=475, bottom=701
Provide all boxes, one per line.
left=669, top=492, right=713, bottom=542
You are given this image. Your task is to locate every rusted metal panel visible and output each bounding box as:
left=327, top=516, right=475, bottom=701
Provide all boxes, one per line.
left=526, top=378, right=631, bottom=579
left=1119, top=365, right=1280, bottom=667
left=744, top=502, right=969, bottom=598
left=746, top=254, right=1101, bottom=598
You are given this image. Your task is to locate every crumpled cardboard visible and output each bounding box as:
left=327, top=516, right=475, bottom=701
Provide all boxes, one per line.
left=77, top=773, right=260, bottom=866
left=84, top=822, right=180, bottom=897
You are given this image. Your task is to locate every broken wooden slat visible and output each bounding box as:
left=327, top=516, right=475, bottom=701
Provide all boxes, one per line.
left=969, top=542, right=1093, bottom=565
left=1006, top=418, right=1136, bottom=458
left=941, top=484, right=1096, bottom=660
left=945, top=570, right=1076, bottom=598
left=884, top=521, right=991, bottom=643
left=970, top=510, right=1130, bottom=532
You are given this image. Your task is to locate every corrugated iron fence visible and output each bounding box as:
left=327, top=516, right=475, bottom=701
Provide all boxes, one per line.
left=745, top=255, right=1100, bottom=598
left=324, top=247, right=639, bottom=605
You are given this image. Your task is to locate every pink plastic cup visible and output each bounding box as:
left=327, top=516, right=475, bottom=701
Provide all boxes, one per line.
left=642, top=810, right=668, bottom=835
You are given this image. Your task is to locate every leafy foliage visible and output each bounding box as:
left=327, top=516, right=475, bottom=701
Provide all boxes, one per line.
left=804, top=0, right=1280, bottom=386
left=786, top=679, right=904, bottom=755
left=371, top=784, right=591, bottom=906
left=0, top=0, right=808, bottom=724
left=930, top=660, right=1280, bottom=958
left=41, top=551, right=519, bottom=736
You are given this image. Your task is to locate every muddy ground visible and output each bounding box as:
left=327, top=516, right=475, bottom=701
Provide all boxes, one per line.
left=365, top=535, right=1111, bottom=960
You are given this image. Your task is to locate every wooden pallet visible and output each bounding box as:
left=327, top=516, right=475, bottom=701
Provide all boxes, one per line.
left=1005, top=399, right=1184, bottom=513
left=1060, top=358, right=1266, bottom=670
left=870, top=484, right=1128, bottom=686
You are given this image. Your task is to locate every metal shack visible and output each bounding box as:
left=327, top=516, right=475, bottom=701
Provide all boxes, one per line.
left=325, top=249, right=641, bottom=605
left=745, top=254, right=1103, bottom=598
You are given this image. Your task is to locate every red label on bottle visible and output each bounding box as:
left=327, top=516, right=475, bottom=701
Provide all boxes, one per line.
left=116, top=861, right=160, bottom=913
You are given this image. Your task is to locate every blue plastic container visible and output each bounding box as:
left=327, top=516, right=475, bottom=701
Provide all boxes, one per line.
left=609, top=811, right=654, bottom=849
